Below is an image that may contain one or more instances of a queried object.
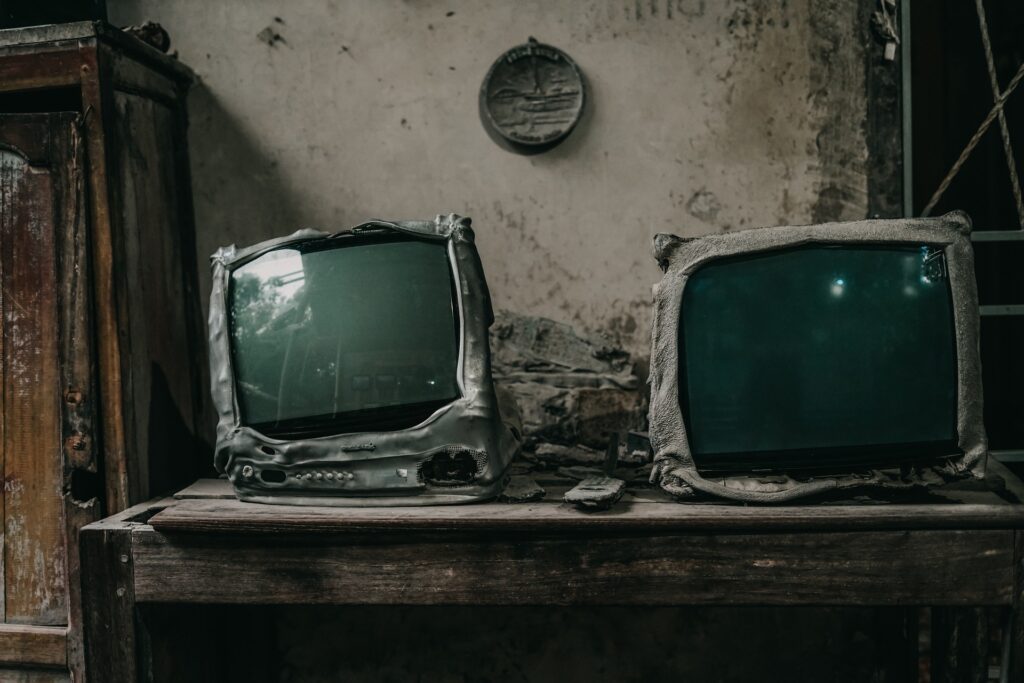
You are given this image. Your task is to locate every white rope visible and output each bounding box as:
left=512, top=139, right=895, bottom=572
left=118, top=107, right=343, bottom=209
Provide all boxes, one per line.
left=975, top=0, right=1024, bottom=227
left=921, top=61, right=1024, bottom=218
left=922, top=1, right=1024, bottom=221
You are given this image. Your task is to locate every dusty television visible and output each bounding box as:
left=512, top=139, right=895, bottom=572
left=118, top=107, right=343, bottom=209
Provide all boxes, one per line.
left=648, top=212, right=987, bottom=503
left=208, top=214, right=521, bottom=505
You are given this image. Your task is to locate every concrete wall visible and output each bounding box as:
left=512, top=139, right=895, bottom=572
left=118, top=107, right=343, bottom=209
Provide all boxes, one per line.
left=109, top=0, right=896, bottom=358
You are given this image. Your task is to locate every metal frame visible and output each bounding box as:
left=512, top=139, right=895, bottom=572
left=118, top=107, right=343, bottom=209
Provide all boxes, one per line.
left=208, top=214, right=521, bottom=505
left=972, top=227, right=1024, bottom=464
left=648, top=212, right=988, bottom=503
left=902, top=0, right=1024, bottom=465
left=905, top=0, right=1024, bottom=464
left=901, top=0, right=913, bottom=218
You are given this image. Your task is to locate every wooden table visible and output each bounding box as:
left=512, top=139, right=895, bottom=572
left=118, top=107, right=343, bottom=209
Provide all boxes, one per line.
left=80, top=463, right=1024, bottom=682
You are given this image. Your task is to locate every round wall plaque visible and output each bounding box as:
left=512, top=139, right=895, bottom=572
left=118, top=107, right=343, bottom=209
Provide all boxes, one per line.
left=480, top=38, right=585, bottom=154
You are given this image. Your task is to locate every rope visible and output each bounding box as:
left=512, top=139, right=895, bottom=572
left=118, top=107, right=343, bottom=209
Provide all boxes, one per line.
left=975, top=0, right=1024, bottom=227
left=921, top=61, right=1024, bottom=217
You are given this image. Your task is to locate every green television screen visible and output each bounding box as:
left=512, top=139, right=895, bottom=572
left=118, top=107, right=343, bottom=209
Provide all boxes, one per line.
left=229, top=234, right=461, bottom=438
left=679, top=244, right=959, bottom=472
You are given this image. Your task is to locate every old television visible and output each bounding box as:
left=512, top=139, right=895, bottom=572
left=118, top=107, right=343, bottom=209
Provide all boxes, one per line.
left=648, top=213, right=987, bottom=503
left=208, top=214, right=521, bottom=505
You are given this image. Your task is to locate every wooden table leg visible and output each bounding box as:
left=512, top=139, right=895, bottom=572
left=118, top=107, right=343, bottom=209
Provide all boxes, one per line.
left=1007, top=530, right=1024, bottom=681
left=931, top=607, right=989, bottom=683
left=80, top=516, right=143, bottom=682
left=874, top=607, right=920, bottom=682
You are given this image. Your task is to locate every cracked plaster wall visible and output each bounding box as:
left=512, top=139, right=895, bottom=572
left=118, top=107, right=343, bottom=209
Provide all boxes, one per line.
left=109, top=0, right=894, bottom=359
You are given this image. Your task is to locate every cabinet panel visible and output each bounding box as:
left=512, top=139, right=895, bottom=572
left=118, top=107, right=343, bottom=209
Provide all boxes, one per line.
left=0, top=669, right=69, bottom=683
left=0, top=119, right=67, bottom=626
left=0, top=24, right=203, bottom=680
left=0, top=114, right=100, bottom=680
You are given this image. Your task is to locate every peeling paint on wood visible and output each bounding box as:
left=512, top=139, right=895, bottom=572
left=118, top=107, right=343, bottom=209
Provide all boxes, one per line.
left=0, top=668, right=70, bottom=682
left=0, top=131, right=66, bottom=626
left=0, top=22, right=202, bottom=680
left=0, top=114, right=101, bottom=682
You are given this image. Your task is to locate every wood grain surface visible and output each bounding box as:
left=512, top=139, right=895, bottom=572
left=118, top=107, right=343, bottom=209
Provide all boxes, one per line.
left=151, top=488, right=1024, bottom=535
left=1, top=115, right=69, bottom=627
left=128, top=527, right=1016, bottom=607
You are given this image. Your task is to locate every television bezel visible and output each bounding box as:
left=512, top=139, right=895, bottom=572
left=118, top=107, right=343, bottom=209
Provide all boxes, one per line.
left=208, top=214, right=521, bottom=505
left=648, top=212, right=988, bottom=503
left=230, top=230, right=464, bottom=438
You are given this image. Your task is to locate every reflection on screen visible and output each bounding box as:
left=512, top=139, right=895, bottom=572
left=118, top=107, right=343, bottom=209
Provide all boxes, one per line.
left=229, top=236, right=460, bottom=437
left=680, top=244, right=958, bottom=470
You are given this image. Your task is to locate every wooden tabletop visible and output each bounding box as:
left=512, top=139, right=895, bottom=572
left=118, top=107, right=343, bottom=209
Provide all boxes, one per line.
left=150, top=495, right=1024, bottom=534
left=78, top=461, right=1024, bottom=607
left=80, top=463, right=1024, bottom=682
left=148, top=462, right=1024, bottom=535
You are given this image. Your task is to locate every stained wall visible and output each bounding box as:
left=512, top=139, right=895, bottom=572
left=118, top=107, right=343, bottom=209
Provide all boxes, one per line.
left=109, top=0, right=899, bottom=358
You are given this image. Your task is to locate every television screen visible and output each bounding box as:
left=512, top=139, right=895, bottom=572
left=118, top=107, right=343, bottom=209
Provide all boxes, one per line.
left=229, top=234, right=460, bottom=439
left=679, top=243, right=959, bottom=472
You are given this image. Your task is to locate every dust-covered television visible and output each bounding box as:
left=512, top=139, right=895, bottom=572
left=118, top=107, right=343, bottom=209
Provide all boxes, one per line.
left=648, top=212, right=987, bottom=503
left=208, top=214, right=521, bottom=505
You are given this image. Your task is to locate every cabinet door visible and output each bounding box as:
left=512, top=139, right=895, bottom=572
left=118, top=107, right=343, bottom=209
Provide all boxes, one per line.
left=0, top=113, right=100, bottom=680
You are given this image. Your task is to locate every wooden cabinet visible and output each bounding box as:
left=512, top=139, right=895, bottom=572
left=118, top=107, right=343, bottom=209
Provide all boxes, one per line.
left=0, top=22, right=207, bottom=680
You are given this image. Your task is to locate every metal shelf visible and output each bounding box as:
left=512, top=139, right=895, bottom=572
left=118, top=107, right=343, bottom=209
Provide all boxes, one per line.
left=992, top=450, right=1024, bottom=463
left=980, top=304, right=1024, bottom=317
left=972, top=230, right=1024, bottom=242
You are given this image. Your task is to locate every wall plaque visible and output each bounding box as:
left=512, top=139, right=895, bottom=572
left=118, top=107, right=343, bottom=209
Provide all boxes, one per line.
left=480, top=37, right=585, bottom=154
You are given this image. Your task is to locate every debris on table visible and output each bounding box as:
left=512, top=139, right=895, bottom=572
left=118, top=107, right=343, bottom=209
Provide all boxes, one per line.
left=556, top=465, right=605, bottom=481
left=498, top=475, right=546, bottom=503
left=122, top=21, right=171, bottom=53
left=603, top=432, right=620, bottom=474
left=564, top=476, right=626, bottom=509
left=530, top=442, right=647, bottom=468
left=489, top=310, right=645, bottom=452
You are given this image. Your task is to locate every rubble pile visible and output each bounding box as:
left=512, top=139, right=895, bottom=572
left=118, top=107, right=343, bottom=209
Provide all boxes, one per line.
left=490, top=310, right=647, bottom=466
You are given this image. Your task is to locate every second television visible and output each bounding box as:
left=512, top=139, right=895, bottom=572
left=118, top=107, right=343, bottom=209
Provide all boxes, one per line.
left=648, top=212, right=987, bottom=502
